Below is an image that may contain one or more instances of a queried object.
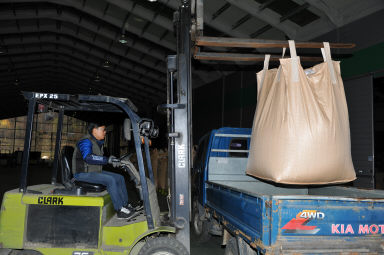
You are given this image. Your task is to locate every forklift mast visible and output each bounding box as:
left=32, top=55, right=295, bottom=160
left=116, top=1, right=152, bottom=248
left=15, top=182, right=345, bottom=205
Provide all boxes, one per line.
left=161, top=0, right=192, bottom=252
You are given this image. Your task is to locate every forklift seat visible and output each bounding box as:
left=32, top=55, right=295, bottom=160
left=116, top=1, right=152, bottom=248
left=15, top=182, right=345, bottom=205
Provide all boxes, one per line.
left=53, top=146, right=106, bottom=195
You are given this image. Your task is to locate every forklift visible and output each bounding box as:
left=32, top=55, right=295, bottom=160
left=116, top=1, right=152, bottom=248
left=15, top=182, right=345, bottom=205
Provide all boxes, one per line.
left=0, top=90, right=183, bottom=255
left=0, top=1, right=192, bottom=254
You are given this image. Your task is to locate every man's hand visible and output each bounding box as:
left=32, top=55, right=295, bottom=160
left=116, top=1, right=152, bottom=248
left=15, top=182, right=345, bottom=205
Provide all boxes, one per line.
left=108, top=156, right=121, bottom=168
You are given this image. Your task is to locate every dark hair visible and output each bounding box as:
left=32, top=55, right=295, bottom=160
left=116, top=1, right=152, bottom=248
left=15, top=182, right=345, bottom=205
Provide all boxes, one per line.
left=88, top=122, right=106, bottom=134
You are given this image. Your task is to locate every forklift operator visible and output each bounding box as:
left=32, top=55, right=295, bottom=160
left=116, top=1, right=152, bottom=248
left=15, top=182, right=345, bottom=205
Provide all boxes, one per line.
left=72, top=122, right=135, bottom=219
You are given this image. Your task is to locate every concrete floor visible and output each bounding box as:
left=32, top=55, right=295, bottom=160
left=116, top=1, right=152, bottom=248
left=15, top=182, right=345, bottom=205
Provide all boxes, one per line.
left=191, top=233, right=224, bottom=255
left=0, top=164, right=224, bottom=255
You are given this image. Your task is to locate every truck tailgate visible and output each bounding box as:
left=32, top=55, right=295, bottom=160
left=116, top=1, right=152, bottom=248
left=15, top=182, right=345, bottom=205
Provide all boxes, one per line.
left=271, top=196, right=384, bottom=254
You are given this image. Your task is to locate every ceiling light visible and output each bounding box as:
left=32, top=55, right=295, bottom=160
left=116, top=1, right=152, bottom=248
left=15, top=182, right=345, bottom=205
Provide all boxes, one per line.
left=148, top=0, right=157, bottom=2
left=103, top=60, right=111, bottom=68
left=94, top=74, right=101, bottom=82
left=118, top=33, right=128, bottom=44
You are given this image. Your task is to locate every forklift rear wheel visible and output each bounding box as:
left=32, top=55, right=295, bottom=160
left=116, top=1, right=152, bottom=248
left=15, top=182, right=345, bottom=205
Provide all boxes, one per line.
left=138, top=236, right=188, bottom=255
left=224, top=237, right=239, bottom=255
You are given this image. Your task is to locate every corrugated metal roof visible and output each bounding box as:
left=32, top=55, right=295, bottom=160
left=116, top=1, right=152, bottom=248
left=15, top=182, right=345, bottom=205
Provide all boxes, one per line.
left=0, top=0, right=383, bottom=118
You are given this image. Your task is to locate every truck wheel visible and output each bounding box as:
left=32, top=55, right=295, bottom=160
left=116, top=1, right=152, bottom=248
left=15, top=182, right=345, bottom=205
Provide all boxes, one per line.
left=197, top=219, right=212, bottom=243
left=193, top=205, right=203, bottom=235
left=138, top=237, right=188, bottom=255
left=192, top=202, right=211, bottom=243
left=224, top=237, right=239, bottom=255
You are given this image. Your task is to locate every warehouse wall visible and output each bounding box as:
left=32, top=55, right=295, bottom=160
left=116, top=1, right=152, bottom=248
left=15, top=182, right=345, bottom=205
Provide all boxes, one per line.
left=192, top=71, right=257, bottom=144
left=341, top=42, right=384, bottom=79
left=0, top=113, right=87, bottom=160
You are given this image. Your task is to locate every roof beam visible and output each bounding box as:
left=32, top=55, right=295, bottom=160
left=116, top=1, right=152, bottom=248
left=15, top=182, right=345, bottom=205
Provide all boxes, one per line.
left=1, top=1, right=174, bottom=55
left=2, top=71, right=94, bottom=90
left=292, top=0, right=384, bottom=40
left=231, top=14, right=252, bottom=30
left=250, top=24, right=272, bottom=38
left=0, top=63, right=162, bottom=102
left=105, top=0, right=174, bottom=31
left=224, top=0, right=298, bottom=39
left=303, top=0, right=342, bottom=27
left=0, top=30, right=165, bottom=84
left=280, top=3, right=310, bottom=23
left=0, top=1, right=210, bottom=88
left=285, top=0, right=338, bottom=40
left=3, top=41, right=165, bottom=91
left=259, top=0, right=277, bottom=11
left=0, top=71, right=93, bottom=95
left=1, top=50, right=165, bottom=95
left=0, top=0, right=171, bottom=60
left=0, top=12, right=167, bottom=69
left=211, top=3, right=231, bottom=21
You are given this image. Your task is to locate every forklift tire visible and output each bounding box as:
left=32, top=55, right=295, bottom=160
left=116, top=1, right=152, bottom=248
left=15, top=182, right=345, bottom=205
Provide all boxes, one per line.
left=224, top=237, right=239, bottom=255
left=138, top=237, right=188, bottom=255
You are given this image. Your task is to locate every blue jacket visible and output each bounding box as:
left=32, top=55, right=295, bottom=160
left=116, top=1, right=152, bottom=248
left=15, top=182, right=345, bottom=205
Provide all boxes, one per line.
left=78, top=137, right=108, bottom=165
left=72, top=134, right=107, bottom=173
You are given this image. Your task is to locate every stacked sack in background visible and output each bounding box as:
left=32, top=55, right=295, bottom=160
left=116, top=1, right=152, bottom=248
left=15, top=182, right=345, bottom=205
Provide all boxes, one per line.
left=246, top=41, right=356, bottom=185
left=151, top=148, right=168, bottom=191
left=129, top=148, right=169, bottom=190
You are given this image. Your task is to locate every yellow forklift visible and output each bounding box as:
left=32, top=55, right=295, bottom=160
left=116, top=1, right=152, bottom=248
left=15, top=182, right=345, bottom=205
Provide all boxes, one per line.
left=0, top=92, right=188, bottom=255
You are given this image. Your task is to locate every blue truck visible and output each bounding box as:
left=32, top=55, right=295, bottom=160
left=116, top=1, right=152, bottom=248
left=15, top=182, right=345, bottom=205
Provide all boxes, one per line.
left=192, top=127, right=384, bottom=255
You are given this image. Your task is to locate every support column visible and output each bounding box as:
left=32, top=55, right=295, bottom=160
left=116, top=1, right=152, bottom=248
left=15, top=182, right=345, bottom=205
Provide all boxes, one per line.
left=51, top=108, right=64, bottom=184
left=19, top=98, right=36, bottom=193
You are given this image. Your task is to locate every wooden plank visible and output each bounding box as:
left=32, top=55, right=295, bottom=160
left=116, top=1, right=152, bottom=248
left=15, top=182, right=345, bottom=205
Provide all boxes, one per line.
left=195, top=36, right=356, bottom=49
left=194, top=52, right=324, bottom=62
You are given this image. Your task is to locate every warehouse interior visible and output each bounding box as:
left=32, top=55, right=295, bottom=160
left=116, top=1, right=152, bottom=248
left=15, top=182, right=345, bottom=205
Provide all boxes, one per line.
left=1, top=0, right=384, bottom=254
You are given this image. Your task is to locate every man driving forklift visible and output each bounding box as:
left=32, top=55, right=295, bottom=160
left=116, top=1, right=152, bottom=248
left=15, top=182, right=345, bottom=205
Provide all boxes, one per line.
left=72, top=122, right=136, bottom=219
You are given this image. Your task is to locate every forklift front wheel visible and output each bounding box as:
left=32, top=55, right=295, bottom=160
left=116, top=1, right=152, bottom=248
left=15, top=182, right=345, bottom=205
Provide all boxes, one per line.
left=138, top=236, right=188, bottom=255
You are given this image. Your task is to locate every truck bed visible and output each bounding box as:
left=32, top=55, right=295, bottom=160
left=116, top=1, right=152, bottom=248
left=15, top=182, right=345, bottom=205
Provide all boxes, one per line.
left=210, top=179, right=384, bottom=199
left=206, top=180, right=384, bottom=254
